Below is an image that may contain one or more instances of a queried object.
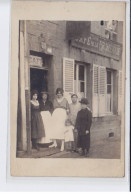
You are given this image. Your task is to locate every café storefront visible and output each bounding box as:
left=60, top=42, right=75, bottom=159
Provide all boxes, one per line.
left=17, top=21, right=123, bottom=153
left=63, top=31, right=122, bottom=147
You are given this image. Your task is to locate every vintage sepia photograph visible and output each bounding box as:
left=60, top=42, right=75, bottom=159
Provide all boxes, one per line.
left=10, top=1, right=126, bottom=177
left=17, top=20, right=123, bottom=159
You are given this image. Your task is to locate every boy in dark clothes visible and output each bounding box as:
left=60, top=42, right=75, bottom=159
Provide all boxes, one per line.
left=75, top=98, right=92, bottom=157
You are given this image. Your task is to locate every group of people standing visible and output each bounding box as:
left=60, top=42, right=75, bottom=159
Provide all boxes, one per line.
left=30, top=88, right=92, bottom=157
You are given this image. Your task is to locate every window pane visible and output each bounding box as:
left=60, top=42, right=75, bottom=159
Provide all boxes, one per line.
left=79, top=65, right=84, bottom=81
left=107, top=71, right=111, bottom=84
left=107, top=85, right=111, bottom=94
left=80, top=82, right=84, bottom=92
left=74, top=64, right=76, bottom=80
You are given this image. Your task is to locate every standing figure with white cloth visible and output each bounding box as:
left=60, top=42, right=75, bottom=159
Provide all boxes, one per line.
left=50, top=88, right=70, bottom=151
left=64, top=119, right=74, bottom=151
left=37, top=91, right=53, bottom=146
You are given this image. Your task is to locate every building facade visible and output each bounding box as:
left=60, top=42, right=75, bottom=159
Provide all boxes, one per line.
left=17, top=20, right=123, bottom=153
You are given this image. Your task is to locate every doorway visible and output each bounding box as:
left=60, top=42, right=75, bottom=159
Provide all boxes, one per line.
left=30, top=68, right=48, bottom=99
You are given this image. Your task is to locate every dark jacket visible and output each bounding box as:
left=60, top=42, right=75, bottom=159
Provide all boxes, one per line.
left=39, top=100, right=54, bottom=114
left=75, top=108, right=92, bottom=136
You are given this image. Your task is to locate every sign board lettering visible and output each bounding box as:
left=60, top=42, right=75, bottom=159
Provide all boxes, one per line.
left=71, top=33, right=122, bottom=61
left=29, top=55, right=43, bottom=67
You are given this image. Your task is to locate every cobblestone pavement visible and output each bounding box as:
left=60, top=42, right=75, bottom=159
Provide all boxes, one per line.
left=17, top=137, right=120, bottom=159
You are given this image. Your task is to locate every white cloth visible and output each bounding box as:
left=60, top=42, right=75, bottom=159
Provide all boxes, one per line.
left=64, top=125, right=74, bottom=142
left=51, top=108, right=67, bottom=140
left=37, top=111, right=52, bottom=143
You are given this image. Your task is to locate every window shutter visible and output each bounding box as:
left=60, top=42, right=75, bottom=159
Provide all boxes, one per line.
left=93, top=65, right=99, bottom=94
left=63, top=57, right=74, bottom=103
left=92, top=64, right=99, bottom=117
left=99, top=66, right=106, bottom=116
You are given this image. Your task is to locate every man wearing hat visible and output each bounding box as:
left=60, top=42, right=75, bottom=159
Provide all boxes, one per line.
left=75, top=98, right=92, bottom=157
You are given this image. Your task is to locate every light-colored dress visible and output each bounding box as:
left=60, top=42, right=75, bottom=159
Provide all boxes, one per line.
left=51, top=97, right=69, bottom=140
left=64, top=125, right=74, bottom=142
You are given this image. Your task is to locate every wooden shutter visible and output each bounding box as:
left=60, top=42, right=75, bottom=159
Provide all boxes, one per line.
left=99, top=66, right=106, bottom=116
left=63, top=57, right=74, bottom=103
left=92, top=64, right=99, bottom=117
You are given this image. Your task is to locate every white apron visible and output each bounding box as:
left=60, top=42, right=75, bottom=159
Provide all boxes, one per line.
left=51, top=108, right=67, bottom=140
left=37, top=111, right=52, bottom=143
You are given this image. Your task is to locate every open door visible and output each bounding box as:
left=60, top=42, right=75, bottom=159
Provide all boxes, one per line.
left=30, top=68, right=48, bottom=100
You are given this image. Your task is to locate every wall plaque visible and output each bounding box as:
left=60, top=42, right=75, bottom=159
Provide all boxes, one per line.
left=29, top=55, right=43, bottom=67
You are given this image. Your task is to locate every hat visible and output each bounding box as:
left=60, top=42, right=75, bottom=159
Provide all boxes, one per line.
left=79, top=98, right=89, bottom=105
left=41, top=91, right=48, bottom=95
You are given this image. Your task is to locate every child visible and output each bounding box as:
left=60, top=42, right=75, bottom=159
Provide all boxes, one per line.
left=75, top=98, right=92, bottom=157
left=64, top=119, right=74, bottom=151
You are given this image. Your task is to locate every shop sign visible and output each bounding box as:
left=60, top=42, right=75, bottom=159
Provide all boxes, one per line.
left=29, top=55, right=43, bottom=67
left=71, top=33, right=122, bottom=61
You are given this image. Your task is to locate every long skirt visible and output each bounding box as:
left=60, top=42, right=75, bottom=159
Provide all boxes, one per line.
left=31, top=111, right=45, bottom=139
left=51, top=108, right=67, bottom=140
left=77, top=134, right=90, bottom=150
left=37, top=111, right=52, bottom=144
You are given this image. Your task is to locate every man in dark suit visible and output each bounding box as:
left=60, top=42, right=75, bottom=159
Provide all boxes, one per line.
left=75, top=98, right=92, bottom=157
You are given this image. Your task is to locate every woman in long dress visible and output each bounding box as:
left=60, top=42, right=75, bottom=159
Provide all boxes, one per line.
left=30, top=90, right=45, bottom=150
left=37, top=91, right=53, bottom=146
left=50, top=88, right=70, bottom=151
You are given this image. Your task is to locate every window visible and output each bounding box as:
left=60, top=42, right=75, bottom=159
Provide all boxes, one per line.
left=106, top=70, right=113, bottom=113
left=105, top=20, right=118, bottom=41
left=74, top=63, right=86, bottom=99
left=79, top=65, right=85, bottom=92
left=63, top=58, right=86, bottom=103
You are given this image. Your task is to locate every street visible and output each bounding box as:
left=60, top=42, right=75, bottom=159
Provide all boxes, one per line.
left=17, top=136, right=120, bottom=159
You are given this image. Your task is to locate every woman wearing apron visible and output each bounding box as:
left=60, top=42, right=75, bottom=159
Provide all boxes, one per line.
left=37, top=91, right=53, bottom=146
left=51, top=88, right=70, bottom=151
